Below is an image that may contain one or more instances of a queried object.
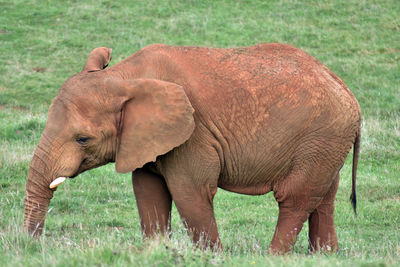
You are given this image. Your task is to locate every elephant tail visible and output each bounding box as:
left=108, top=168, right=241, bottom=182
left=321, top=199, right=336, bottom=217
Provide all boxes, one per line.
left=350, top=130, right=361, bottom=215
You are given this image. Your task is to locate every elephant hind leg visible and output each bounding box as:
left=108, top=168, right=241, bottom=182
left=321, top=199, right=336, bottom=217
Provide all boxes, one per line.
left=269, top=203, right=310, bottom=254
left=269, top=172, right=312, bottom=254
left=308, top=173, right=339, bottom=253
left=270, top=167, right=340, bottom=254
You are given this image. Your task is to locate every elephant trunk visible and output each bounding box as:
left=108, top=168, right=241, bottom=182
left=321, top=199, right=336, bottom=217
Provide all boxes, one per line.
left=23, top=147, right=55, bottom=237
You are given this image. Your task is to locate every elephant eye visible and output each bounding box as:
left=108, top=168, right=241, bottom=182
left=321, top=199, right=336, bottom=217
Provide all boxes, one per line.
left=76, top=137, right=90, bottom=145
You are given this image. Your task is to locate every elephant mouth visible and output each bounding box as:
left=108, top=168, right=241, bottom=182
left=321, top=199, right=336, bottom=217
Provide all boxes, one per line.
left=70, top=158, right=109, bottom=179
left=69, top=158, right=88, bottom=178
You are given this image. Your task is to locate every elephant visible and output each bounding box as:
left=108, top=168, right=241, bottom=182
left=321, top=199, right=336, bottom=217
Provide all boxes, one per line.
left=23, top=43, right=361, bottom=254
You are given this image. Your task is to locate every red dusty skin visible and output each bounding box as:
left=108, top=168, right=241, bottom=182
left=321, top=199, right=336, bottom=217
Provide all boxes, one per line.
left=22, top=43, right=361, bottom=253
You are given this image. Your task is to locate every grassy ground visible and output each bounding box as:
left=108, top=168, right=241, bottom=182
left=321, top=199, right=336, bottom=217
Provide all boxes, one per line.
left=1, top=0, right=399, bottom=266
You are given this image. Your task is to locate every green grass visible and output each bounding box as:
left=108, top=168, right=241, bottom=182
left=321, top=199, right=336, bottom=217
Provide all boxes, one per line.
left=1, top=0, right=399, bottom=266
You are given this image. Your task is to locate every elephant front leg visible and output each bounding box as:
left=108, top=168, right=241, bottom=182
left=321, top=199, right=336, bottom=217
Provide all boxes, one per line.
left=132, top=169, right=172, bottom=238
left=170, top=182, right=221, bottom=250
left=161, top=143, right=222, bottom=250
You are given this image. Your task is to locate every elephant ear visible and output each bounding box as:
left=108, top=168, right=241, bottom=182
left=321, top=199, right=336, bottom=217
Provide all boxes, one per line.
left=107, top=78, right=195, bottom=173
left=83, top=47, right=112, bottom=72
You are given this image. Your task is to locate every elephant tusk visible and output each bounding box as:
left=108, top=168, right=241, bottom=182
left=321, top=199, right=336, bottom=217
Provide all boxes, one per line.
left=49, top=177, right=66, bottom=189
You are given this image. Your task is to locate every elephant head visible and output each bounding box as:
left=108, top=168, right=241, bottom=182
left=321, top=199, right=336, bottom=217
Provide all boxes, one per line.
left=23, top=47, right=195, bottom=237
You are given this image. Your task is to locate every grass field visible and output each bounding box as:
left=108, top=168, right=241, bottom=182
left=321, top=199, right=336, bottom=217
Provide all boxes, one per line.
left=1, top=0, right=399, bottom=266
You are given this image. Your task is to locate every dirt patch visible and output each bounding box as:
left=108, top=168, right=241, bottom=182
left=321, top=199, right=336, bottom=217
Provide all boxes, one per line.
left=32, top=67, right=47, bottom=73
left=0, top=104, right=28, bottom=112
left=13, top=106, right=28, bottom=112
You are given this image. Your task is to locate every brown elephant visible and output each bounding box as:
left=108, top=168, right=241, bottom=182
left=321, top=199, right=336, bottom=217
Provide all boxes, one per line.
left=23, top=43, right=361, bottom=253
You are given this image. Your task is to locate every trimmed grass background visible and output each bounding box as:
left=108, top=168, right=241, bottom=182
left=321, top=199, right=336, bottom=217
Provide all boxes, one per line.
left=1, top=0, right=399, bottom=266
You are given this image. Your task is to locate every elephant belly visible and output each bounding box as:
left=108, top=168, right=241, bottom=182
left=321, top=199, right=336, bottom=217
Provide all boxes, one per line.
left=218, top=183, right=273, bottom=195
left=218, top=134, right=295, bottom=195
left=217, top=149, right=290, bottom=196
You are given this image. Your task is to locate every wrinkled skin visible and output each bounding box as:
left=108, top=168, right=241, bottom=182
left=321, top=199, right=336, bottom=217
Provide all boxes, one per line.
left=24, top=43, right=361, bottom=254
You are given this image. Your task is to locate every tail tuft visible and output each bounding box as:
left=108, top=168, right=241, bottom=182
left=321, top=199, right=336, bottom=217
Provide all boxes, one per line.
left=350, top=190, right=357, bottom=215
left=351, top=130, right=361, bottom=216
